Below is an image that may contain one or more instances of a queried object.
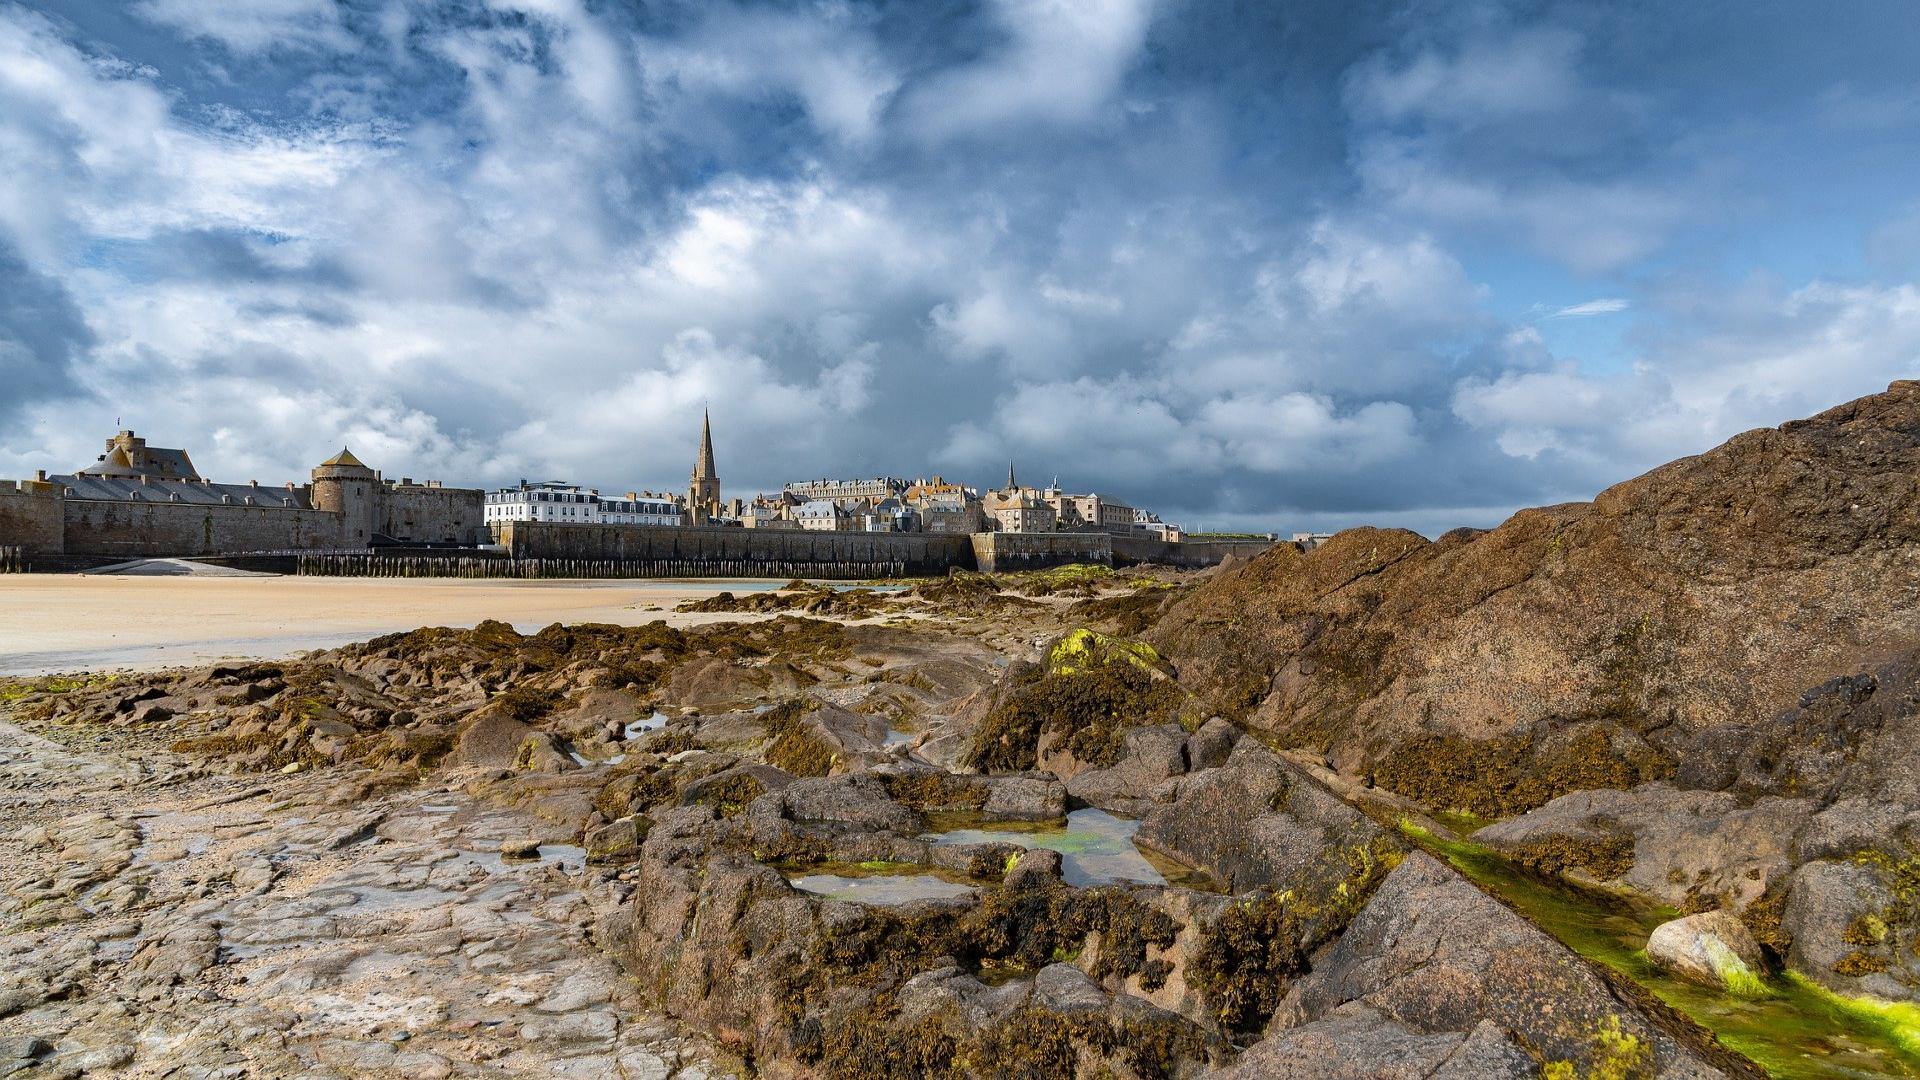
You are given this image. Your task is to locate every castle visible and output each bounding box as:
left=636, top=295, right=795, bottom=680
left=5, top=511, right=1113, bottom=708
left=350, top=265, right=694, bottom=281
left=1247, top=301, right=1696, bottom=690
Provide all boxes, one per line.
left=0, top=430, right=484, bottom=558
left=0, top=419, right=1248, bottom=575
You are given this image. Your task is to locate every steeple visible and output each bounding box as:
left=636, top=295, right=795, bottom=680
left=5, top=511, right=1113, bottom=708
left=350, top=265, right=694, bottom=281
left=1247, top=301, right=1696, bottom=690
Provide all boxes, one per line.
left=694, top=409, right=717, bottom=482
left=1006, top=460, right=1016, bottom=491
left=688, top=408, right=721, bottom=523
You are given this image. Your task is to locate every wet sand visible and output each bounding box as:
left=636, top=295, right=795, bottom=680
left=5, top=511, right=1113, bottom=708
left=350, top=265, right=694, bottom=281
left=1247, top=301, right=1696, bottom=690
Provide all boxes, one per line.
left=0, top=576, right=785, bottom=675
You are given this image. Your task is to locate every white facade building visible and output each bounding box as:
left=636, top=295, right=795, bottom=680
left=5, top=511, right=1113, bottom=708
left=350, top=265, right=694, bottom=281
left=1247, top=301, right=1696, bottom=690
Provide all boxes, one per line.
left=485, top=481, right=683, bottom=527
left=794, top=499, right=852, bottom=531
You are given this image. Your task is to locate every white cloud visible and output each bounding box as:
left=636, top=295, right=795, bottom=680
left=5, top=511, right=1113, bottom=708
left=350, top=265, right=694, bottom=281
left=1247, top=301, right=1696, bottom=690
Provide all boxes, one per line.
left=1345, top=26, right=1583, bottom=127
left=941, top=377, right=1420, bottom=484
left=635, top=5, right=900, bottom=144
left=1197, top=393, right=1419, bottom=473
left=902, top=0, right=1157, bottom=139
left=133, top=0, right=352, bottom=55
left=1455, top=280, right=1920, bottom=465
left=1341, top=21, right=1689, bottom=275
left=1552, top=298, right=1629, bottom=317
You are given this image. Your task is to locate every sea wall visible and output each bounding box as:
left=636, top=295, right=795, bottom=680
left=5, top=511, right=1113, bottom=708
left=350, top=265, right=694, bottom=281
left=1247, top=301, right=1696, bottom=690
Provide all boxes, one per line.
left=60, top=499, right=346, bottom=557
left=0, top=483, right=65, bottom=555
left=380, top=485, right=485, bottom=545
left=494, top=522, right=976, bottom=578
left=968, top=531, right=1113, bottom=573
left=1109, top=533, right=1275, bottom=568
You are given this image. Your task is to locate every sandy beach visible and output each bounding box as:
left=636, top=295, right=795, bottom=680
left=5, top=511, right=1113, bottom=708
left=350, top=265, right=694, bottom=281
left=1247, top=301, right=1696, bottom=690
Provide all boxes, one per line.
left=0, top=575, right=789, bottom=675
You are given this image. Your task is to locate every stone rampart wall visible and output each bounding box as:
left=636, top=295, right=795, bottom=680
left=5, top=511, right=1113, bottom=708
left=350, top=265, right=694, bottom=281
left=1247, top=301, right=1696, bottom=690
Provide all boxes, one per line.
left=494, top=522, right=976, bottom=578
left=969, top=531, right=1114, bottom=574
left=60, top=499, right=346, bottom=556
left=380, top=486, right=485, bottom=545
left=1109, top=533, right=1275, bottom=568
left=0, top=485, right=65, bottom=555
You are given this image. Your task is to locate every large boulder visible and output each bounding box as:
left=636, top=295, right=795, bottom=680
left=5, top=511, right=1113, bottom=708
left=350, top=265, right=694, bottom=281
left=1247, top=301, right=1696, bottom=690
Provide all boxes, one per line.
left=1138, top=743, right=1392, bottom=894
left=1271, top=853, right=1734, bottom=1078
left=759, top=774, right=920, bottom=833
left=1059, top=723, right=1189, bottom=813
left=1781, top=857, right=1920, bottom=1000
left=1473, top=784, right=1812, bottom=910
left=980, top=775, right=1069, bottom=820
left=1224, top=1005, right=1537, bottom=1079
left=1645, top=911, right=1768, bottom=993
left=452, top=703, right=534, bottom=767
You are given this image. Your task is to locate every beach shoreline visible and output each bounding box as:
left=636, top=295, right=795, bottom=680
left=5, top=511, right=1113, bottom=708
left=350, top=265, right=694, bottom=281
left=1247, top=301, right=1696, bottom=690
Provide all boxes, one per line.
left=0, top=575, right=807, bottom=675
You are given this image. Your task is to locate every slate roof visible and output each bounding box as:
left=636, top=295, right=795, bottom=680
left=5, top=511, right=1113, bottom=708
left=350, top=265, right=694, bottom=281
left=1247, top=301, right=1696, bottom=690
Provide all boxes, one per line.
left=76, top=444, right=199, bottom=481
left=51, top=474, right=315, bottom=509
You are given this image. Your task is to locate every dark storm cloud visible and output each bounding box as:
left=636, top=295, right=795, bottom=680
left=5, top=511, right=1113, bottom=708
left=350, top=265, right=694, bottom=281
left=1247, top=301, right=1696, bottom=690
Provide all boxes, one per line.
left=0, top=237, right=92, bottom=421
left=3, top=0, right=1919, bottom=535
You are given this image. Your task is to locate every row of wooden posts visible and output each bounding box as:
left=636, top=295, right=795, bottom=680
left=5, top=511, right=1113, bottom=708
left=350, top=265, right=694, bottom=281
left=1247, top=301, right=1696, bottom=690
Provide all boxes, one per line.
left=293, top=552, right=911, bottom=580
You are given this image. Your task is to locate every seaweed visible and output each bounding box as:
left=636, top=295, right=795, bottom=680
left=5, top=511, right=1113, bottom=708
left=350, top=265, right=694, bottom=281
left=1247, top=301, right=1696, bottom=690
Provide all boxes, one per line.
left=1373, top=725, right=1673, bottom=819
left=966, top=631, right=1185, bottom=773
left=763, top=699, right=838, bottom=777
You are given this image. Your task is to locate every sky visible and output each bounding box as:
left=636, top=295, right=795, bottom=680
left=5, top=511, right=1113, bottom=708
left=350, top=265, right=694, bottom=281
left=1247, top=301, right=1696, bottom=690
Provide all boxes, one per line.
left=2, top=1, right=1918, bottom=536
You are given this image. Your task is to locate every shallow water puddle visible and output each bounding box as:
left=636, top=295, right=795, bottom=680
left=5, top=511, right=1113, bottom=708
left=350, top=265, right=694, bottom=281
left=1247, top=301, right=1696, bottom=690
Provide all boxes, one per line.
left=921, top=807, right=1209, bottom=889
left=571, top=712, right=670, bottom=766
left=451, top=844, right=588, bottom=875
left=788, top=870, right=976, bottom=905
left=624, top=711, right=669, bottom=740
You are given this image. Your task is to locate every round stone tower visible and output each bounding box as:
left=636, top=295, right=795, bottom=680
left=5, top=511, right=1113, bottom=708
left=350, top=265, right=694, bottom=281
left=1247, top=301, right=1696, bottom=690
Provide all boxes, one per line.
left=310, top=447, right=379, bottom=547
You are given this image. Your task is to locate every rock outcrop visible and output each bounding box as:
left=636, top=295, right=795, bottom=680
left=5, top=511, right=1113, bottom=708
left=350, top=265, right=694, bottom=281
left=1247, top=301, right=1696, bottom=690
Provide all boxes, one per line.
left=1149, top=380, right=1920, bottom=818
left=1249, top=854, right=1746, bottom=1079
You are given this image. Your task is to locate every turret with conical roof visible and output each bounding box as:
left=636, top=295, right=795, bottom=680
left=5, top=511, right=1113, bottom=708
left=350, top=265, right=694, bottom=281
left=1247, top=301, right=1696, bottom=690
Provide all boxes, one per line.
left=311, top=445, right=379, bottom=545
left=689, top=409, right=721, bottom=523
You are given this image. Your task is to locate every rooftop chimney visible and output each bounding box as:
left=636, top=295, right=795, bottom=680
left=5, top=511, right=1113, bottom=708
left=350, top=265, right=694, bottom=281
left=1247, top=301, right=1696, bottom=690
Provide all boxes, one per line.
left=34, top=469, right=46, bottom=482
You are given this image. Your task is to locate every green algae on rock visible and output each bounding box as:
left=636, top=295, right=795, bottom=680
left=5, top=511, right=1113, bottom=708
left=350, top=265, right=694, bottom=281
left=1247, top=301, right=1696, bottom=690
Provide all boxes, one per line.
left=966, top=629, right=1188, bottom=773
left=1399, top=821, right=1920, bottom=1079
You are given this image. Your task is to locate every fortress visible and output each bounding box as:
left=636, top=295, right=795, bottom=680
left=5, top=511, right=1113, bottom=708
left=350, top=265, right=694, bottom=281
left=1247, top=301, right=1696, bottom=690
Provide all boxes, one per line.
left=0, top=427, right=1272, bottom=575
left=0, top=431, right=484, bottom=560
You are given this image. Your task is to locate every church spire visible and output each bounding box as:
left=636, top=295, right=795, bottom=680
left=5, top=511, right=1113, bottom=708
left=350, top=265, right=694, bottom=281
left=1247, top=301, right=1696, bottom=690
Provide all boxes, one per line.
left=695, top=408, right=717, bottom=481
left=1006, top=460, right=1016, bottom=491
left=689, top=408, right=721, bottom=523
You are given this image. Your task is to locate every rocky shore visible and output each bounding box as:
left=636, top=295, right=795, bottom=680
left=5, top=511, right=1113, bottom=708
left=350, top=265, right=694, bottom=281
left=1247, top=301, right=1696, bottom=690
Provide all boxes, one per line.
left=0, top=589, right=1771, bottom=1078
left=10, top=383, right=1920, bottom=1078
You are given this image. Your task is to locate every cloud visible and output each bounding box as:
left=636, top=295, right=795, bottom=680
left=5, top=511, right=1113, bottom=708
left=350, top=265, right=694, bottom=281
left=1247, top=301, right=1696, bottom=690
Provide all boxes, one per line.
left=635, top=4, right=900, bottom=144
left=1455, top=280, right=1920, bottom=465
left=0, top=237, right=92, bottom=421
left=901, top=0, right=1157, bottom=139
left=1552, top=298, right=1629, bottom=317
left=1341, top=19, right=1689, bottom=274
left=2, top=1, right=1920, bottom=541
left=1345, top=26, right=1583, bottom=126
left=132, top=0, right=352, bottom=55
